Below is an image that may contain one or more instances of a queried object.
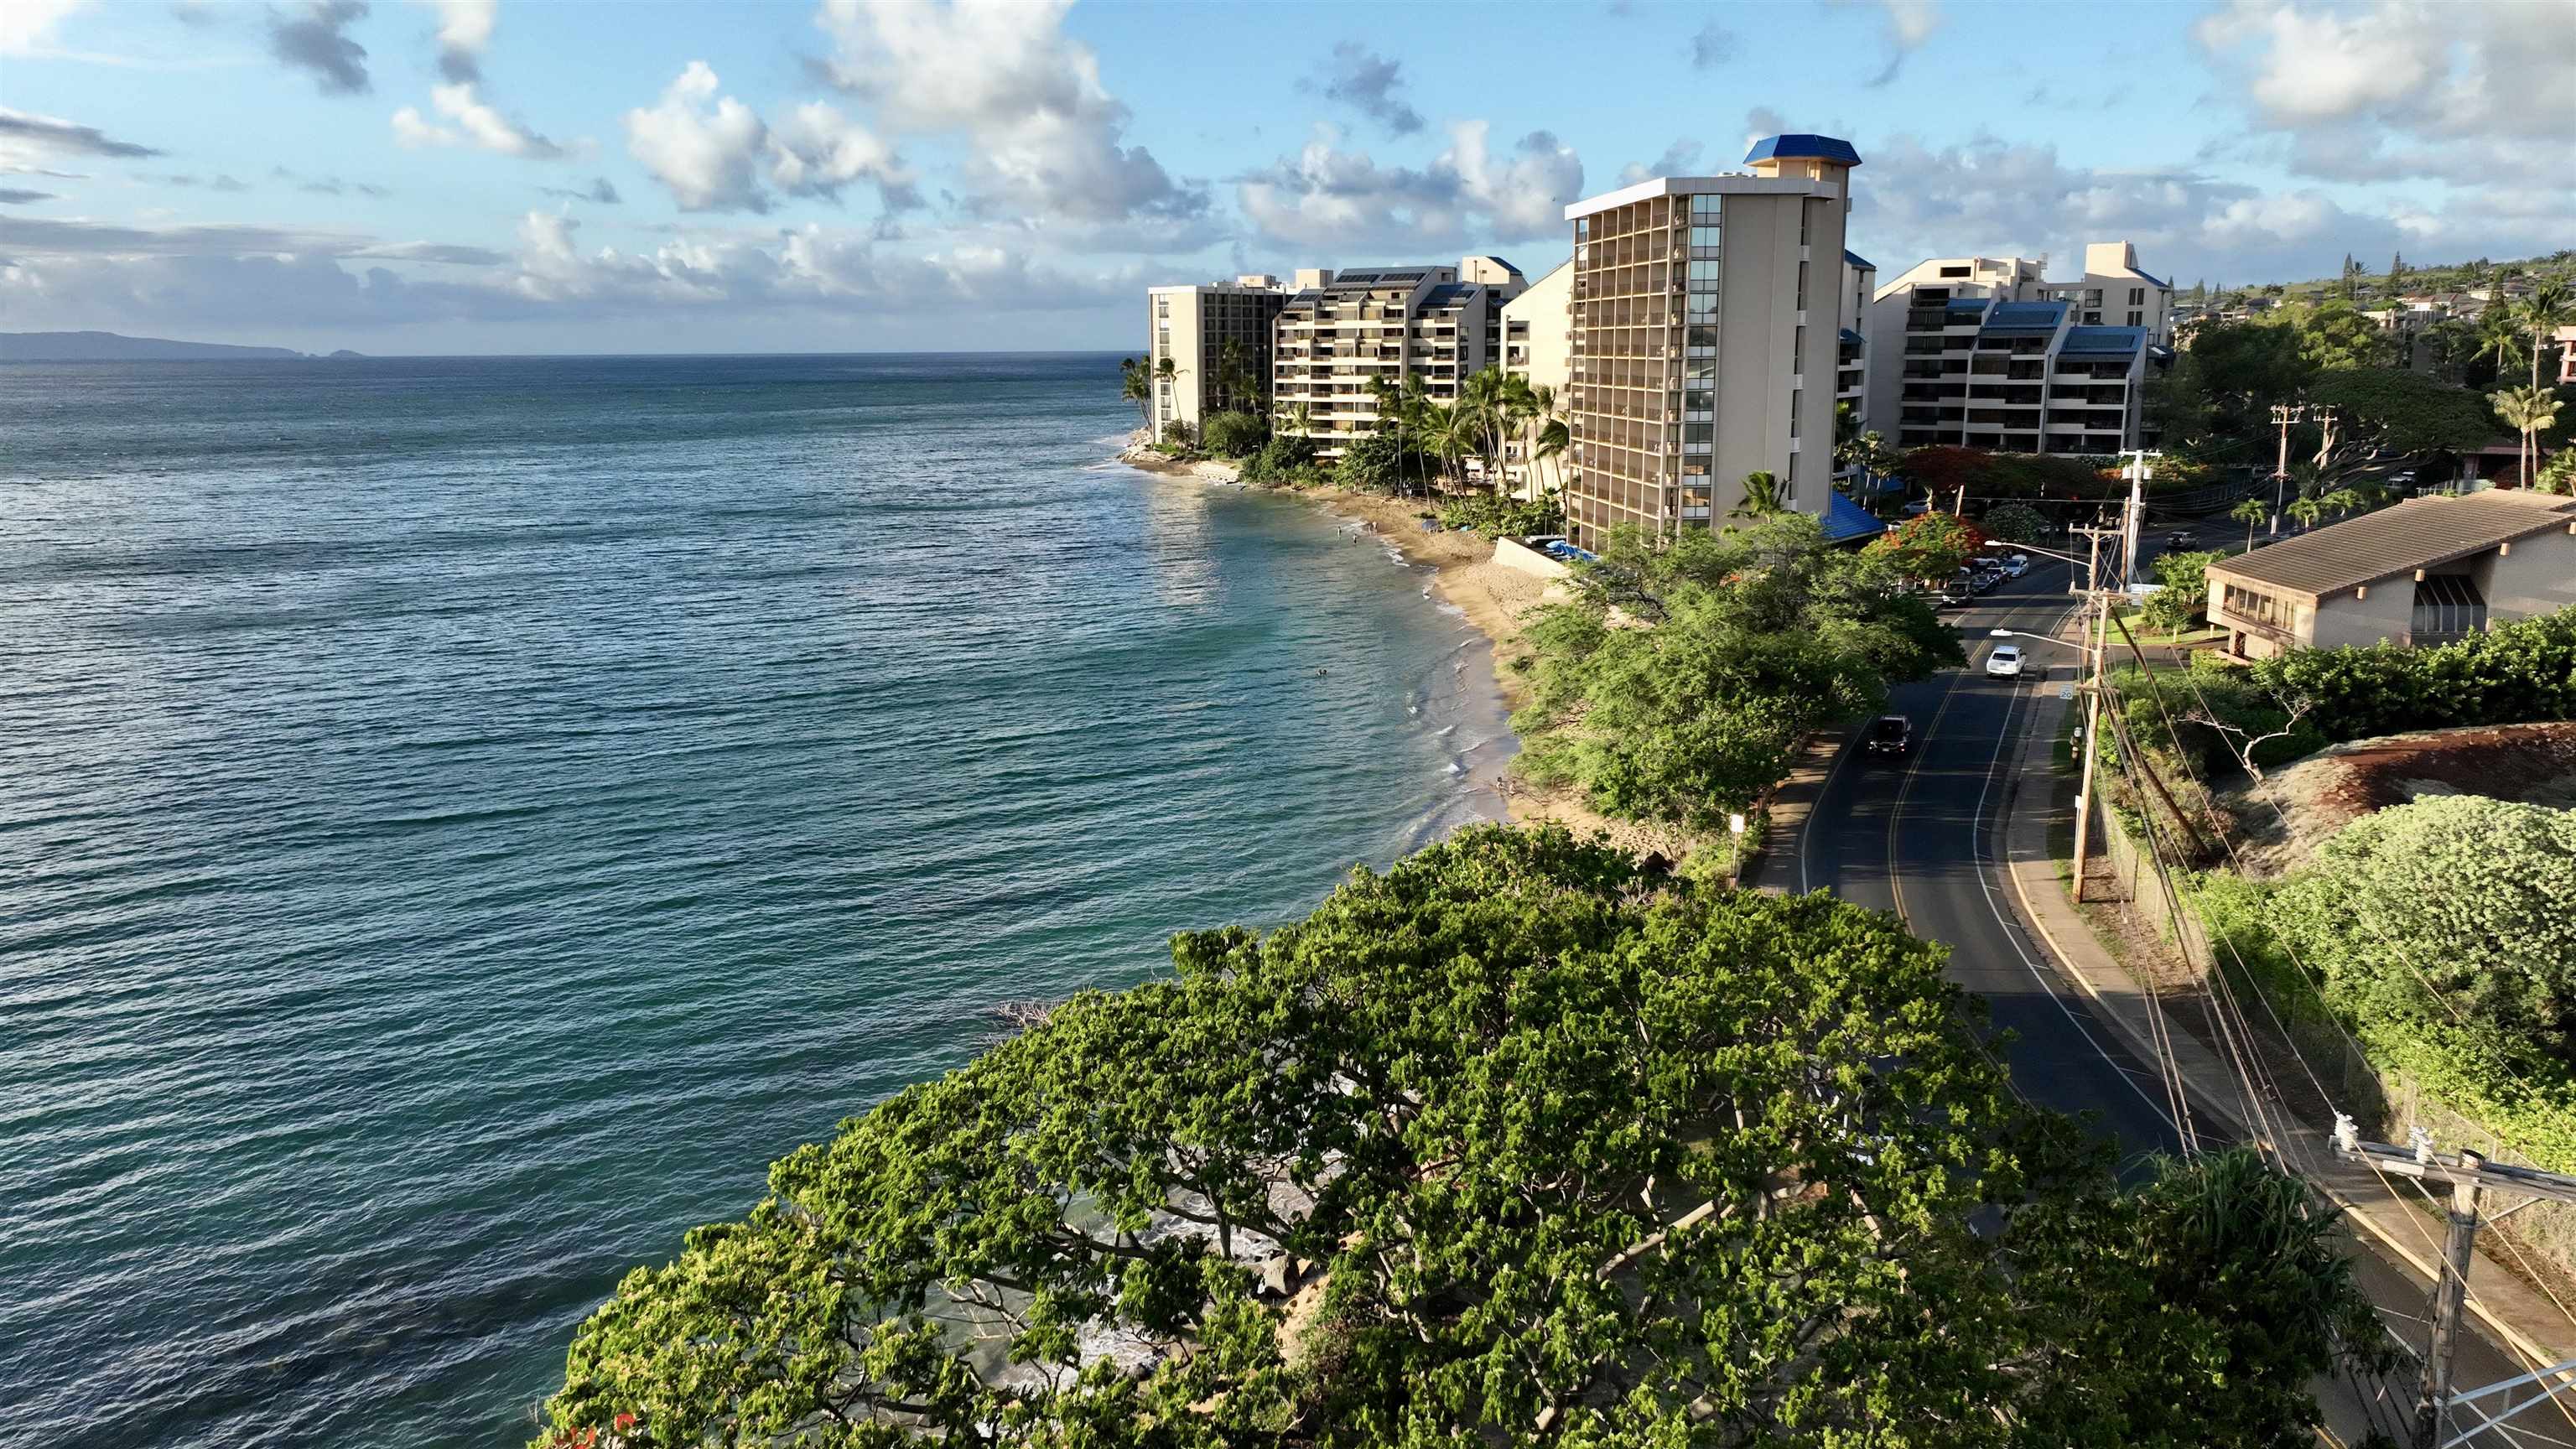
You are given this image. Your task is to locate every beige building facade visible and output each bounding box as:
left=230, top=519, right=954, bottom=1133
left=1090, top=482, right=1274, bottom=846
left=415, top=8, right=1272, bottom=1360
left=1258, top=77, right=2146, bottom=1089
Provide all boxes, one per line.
left=1270, top=257, right=1525, bottom=461
left=1145, top=276, right=1289, bottom=437
left=1498, top=258, right=1573, bottom=498
left=2206, top=490, right=2576, bottom=659
left=1557, top=135, right=1860, bottom=550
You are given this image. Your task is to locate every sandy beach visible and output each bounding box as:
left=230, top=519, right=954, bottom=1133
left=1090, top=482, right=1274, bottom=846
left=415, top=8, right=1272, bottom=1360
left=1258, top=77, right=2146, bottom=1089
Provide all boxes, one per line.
left=1119, top=445, right=1677, bottom=856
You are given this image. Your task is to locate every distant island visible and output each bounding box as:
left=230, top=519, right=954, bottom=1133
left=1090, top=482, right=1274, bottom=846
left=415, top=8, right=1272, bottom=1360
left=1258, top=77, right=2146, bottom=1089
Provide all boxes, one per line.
left=0, top=331, right=361, bottom=361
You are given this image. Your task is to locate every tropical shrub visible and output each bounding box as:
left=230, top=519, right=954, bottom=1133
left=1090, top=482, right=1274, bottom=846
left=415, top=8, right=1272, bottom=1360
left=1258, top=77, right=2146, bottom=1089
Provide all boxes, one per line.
left=2137, top=549, right=2222, bottom=635
left=539, top=825, right=2386, bottom=1449
left=1159, top=419, right=1198, bottom=453
left=1197, top=409, right=1268, bottom=460
left=1436, top=492, right=1561, bottom=538
left=1331, top=428, right=1426, bottom=493
left=1240, top=433, right=1319, bottom=485
left=2272, top=796, right=2576, bottom=1075
left=1981, top=500, right=2049, bottom=543
left=2246, top=603, right=2576, bottom=743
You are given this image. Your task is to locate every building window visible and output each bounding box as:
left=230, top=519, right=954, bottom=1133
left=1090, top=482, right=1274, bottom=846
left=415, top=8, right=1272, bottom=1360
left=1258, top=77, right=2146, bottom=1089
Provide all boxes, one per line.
left=2129, top=287, right=2146, bottom=305
left=1799, top=201, right=1811, bottom=245
left=1791, top=325, right=1805, bottom=373
left=2127, top=309, right=2143, bottom=326
left=1940, top=265, right=1970, bottom=278
left=1796, top=261, right=1809, bottom=309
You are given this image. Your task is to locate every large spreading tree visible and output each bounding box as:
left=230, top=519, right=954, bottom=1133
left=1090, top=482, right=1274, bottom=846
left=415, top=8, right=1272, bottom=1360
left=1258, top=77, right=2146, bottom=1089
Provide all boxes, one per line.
left=1515, top=514, right=1961, bottom=833
left=538, top=827, right=2387, bottom=1449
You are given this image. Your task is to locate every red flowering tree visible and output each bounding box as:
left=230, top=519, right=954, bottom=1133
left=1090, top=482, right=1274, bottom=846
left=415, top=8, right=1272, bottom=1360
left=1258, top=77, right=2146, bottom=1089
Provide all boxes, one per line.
left=1867, top=511, right=1987, bottom=584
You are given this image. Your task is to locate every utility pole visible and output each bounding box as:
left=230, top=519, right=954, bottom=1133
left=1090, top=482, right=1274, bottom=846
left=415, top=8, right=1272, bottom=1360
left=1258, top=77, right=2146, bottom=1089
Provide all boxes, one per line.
left=2066, top=519, right=2120, bottom=903
left=2333, top=1118, right=2576, bottom=1447
left=2115, top=449, right=2158, bottom=591
left=1954, top=483, right=1967, bottom=518
left=2269, top=402, right=2304, bottom=536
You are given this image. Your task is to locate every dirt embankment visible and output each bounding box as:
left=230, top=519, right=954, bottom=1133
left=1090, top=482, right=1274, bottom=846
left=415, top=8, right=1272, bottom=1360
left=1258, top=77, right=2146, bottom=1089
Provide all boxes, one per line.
left=2220, top=721, right=2576, bottom=876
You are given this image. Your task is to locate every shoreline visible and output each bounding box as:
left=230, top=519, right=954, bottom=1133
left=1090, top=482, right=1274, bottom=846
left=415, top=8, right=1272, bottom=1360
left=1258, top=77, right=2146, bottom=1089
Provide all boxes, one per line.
left=1116, top=445, right=1675, bottom=856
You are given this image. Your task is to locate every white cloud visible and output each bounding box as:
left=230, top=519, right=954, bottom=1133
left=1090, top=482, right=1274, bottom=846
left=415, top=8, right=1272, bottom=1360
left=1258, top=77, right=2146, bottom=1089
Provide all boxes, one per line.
left=0, top=0, right=88, bottom=55
left=1441, top=122, right=1582, bottom=241
left=621, top=62, right=912, bottom=215
left=623, top=61, right=772, bottom=211
left=412, top=0, right=494, bottom=80
left=392, top=81, right=561, bottom=158
left=812, top=0, right=1203, bottom=226
left=1236, top=121, right=1582, bottom=254
left=1831, top=0, right=1940, bottom=85
left=2194, top=0, right=2576, bottom=185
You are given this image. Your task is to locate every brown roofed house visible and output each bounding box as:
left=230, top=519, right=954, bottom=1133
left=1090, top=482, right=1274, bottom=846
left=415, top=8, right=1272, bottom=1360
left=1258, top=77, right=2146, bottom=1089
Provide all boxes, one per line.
left=2206, top=490, right=2576, bottom=660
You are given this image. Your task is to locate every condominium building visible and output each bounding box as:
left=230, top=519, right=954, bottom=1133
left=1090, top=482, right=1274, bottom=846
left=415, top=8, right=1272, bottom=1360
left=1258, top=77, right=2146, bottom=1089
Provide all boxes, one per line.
left=1862, top=240, right=2169, bottom=456
left=1837, top=248, right=1875, bottom=435
left=1270, top=257, right=1526, bottom=460
left=1145, top=275, right=1290, bottom=437
left=2039, top=242, right=2174, bottom=338
left=1557, top=134, right=1861, bottom=551
left=1498, top=258, right=1573, bottom=498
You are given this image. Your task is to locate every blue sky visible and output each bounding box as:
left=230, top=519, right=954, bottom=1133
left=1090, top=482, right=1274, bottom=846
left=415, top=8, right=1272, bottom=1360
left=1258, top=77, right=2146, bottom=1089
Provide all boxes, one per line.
left=3, top=0, right=2568, bottom=354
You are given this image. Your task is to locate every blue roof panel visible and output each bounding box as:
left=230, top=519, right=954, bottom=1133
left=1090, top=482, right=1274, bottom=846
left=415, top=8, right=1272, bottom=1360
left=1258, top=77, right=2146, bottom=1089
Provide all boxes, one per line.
left=1821, top=491, right=1889, bottom=544
left=1742, top=133, right=1863, bottom=167
left=1987, top=300, right=2068, bottom=328
left=1844, top=248, right=1875, bottom=271
left=2063, top=325, right=2148, bottom=356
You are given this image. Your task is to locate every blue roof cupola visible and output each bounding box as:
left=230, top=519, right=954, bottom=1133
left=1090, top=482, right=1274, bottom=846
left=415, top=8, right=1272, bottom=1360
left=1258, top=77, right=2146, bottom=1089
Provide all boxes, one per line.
left=1742, top=134, right=1863, bottom=168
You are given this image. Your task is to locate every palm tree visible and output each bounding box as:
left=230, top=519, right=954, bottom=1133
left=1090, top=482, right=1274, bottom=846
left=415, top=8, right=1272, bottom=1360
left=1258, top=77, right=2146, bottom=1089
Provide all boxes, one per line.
left=1535, top=416, right=1569, bottom=500
left=1119, top=357, right=1153, bottom=434
left=2231, top=496, right=2268, bottom=549
left=2470, top=309, right=2527, bottom=387
left=2286, top=493, right=2327, bottom=532
left=2516, top=281, right=2573, bottom=391
left=1729, top=469, right=1784, bottom=522
left=2492, top=384, right=2563, bottom=488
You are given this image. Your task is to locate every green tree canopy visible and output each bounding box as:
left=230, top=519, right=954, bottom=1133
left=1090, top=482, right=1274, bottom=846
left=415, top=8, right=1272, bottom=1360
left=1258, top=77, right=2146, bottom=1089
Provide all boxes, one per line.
left=539, top=827, right=2386, bottom=1449
left=2293, top=301, right=2397, bottom=371
left=2185, top=319, right=2314, bottom=418
left=2303, top=367, right=2502, bottom=456
left=1517, top=515, right=1963, bottom=831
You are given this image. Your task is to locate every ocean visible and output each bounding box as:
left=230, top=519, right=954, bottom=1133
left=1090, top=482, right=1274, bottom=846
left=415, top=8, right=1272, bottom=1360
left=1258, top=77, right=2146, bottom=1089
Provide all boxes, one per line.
left=0, top=353, right=1513, bottom=1447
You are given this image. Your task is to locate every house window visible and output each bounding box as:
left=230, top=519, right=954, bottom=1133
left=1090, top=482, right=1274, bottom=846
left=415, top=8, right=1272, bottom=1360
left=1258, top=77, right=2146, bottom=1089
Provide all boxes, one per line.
left=2127, top=309, right=2143, bottom=326
left=2129, top=287, right=2146, bottom=305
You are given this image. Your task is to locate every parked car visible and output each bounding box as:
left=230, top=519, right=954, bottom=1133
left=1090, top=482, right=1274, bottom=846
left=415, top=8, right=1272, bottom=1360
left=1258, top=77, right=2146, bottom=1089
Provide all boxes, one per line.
left=1985, top=644, right=2024, bottom=678
left=2165, top=528, right=2199, bottom=548
left=1971, top=569, right=2002, bottom=593
left=1864, top=714, right=1913, bottom=757
left=2392, top=469, right=2418, bottom=486
left=1969, top=556, right=2002, bottom=574
left=2002, top=553, right=2030, bottom=577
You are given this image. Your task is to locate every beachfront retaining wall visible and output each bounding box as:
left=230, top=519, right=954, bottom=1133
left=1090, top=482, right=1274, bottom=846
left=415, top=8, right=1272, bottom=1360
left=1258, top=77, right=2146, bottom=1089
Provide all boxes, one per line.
left=1493, top=538, right=1573, bottom=580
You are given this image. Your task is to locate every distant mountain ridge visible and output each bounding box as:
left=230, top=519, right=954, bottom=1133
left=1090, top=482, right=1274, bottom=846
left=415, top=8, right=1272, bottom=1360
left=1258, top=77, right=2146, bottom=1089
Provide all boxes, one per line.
left=0, top=331, right=352, bottom=361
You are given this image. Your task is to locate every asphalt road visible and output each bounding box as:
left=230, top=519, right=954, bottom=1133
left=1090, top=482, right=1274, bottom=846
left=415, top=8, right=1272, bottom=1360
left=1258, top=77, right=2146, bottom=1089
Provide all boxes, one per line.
left=1795, top=558, right=2569, bottom=1446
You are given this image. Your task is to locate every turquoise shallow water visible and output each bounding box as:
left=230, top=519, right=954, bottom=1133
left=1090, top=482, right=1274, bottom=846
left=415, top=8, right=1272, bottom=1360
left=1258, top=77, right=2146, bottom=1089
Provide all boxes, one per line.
left=0, top=354, right=1510, bottom=1446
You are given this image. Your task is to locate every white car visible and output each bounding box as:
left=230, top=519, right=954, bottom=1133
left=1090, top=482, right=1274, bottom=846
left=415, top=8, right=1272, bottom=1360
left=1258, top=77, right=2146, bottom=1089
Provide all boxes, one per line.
left=1985, top=645, right=2024, bottom=678
left=2002, top=555, right=2029, bottom=578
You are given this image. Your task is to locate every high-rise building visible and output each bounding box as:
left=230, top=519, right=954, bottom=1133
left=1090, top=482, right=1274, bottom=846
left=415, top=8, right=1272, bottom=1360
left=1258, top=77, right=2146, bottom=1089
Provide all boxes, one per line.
left=1558, top=134, right=1861, bottom=551
left=1836, top=248, right=1876, bottom=440
left=1145, top=276, right=1290, bottom=439
left=1270, top=257, right=1525, bottom=461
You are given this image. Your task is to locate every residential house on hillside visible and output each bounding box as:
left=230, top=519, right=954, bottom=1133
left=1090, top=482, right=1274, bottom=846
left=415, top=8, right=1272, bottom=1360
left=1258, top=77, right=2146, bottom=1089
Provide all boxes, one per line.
left=2205, top=489, right=2576, bottom=660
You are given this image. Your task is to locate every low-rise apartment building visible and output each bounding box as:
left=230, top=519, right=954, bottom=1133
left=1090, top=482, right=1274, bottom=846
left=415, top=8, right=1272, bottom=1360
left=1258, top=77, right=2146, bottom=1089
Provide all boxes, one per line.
left=1557, top=134, right=1862, bottom=550
left=2206, top=489, right=2576, bottom=660
left=1269, top=257, right=1526, bottom=460
left=1145, top=276, right=1290, bottom=436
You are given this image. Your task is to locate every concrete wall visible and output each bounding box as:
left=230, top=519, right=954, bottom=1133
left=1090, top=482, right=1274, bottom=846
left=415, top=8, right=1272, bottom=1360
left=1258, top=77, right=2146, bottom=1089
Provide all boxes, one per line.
left=2470, top=526, right=2576, bottom=620
left=2307, top=580, right=2415, bottom=651
left=1710, top=187, right=1844, bottom=513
